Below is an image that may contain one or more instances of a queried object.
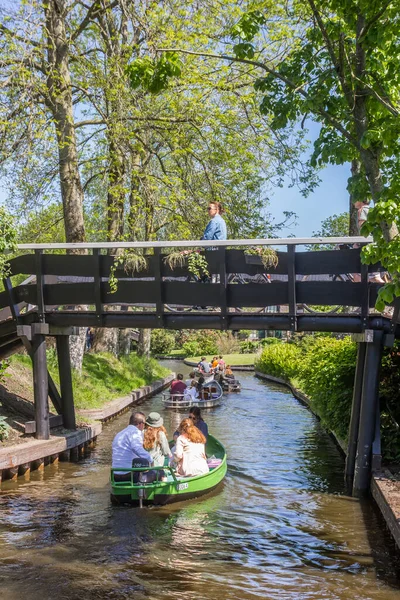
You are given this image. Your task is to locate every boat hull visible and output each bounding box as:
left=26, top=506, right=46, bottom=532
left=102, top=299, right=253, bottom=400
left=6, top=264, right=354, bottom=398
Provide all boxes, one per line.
left=110, top=435, right=227, bottom=506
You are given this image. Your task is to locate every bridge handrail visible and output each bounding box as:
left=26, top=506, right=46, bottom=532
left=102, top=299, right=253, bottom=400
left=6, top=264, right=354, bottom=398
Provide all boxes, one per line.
left=16, top=236, right=373, bottom=250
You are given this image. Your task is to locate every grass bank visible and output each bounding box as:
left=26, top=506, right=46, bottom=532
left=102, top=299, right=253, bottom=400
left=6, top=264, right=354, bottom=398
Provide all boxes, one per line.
left=8, top=351, right=170, bottom=411
left=185, top=354, right=257, bottom=366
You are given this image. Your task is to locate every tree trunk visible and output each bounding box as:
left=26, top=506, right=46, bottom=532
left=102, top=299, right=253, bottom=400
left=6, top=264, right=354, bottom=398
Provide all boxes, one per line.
left=119, top=329, right=132, bottom=355
left=93, top=328, right=119, bottom=355
left=69, top=327, right=86, bottom=373
left=44, top=1, right=87, bottom=371
left=137, top=329, right=151, bottom=358
left=44, top=0, right=86, bottom=246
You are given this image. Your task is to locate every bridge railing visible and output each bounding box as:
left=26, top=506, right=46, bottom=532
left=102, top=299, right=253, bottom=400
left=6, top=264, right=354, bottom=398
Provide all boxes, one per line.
left=0, top=237, right=388, bottom=333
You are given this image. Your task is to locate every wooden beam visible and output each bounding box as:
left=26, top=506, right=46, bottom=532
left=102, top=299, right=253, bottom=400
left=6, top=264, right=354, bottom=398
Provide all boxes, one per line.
left=32, top=333, right=49, bottom=440
left=56, top=335, right=76, bottom=430
left=287, top=245, right=297, bottom=331
left=24, top=414, right=64, bottom=434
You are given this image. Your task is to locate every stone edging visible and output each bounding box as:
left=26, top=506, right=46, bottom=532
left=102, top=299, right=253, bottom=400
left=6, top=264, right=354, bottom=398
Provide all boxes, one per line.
left=78, top=373, right=175, bottom=421
left=0, top=373, right=174, bottom=483
left=371, top=472, right=400, bottom=551
left=255, top=371, right=347, bottom=454
left=184, top=359, right=254, bottom=371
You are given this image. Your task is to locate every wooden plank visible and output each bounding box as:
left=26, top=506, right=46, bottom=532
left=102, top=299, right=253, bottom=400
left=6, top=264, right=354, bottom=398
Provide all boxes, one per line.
left=8, top=254, right=36, bottom=276
left=228, top=282, right=288, bottom=307
left=24, top=414, right=64, bottom=434
left=297, top=281, right=363, bottom=305
left=163, top=281, right=220, bottom=306
left=296, top=248, right=361, bottom=274
left=0, top=424, right=102, bottom=470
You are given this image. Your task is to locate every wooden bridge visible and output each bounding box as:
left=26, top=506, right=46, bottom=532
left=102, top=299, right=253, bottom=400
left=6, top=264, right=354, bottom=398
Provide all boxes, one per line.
left=0, top=238, right=398, bottom=496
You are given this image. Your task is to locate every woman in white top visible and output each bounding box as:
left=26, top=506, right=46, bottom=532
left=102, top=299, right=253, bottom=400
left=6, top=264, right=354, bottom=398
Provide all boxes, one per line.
left=174, top=418, right=209, bottom=477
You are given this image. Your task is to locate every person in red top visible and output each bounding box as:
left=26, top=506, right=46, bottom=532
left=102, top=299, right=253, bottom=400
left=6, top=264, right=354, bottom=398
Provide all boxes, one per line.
left=170, top=373, right=187, bottom=397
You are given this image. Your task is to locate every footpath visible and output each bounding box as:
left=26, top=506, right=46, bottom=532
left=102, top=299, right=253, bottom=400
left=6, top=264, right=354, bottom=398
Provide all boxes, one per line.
left=256, top=371, right=400, bottom=553
left=0, top=373, right=174, bottom=484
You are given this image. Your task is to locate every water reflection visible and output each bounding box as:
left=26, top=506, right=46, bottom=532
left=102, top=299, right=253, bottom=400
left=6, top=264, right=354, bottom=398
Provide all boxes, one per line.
left=0, top=364, right=399, bottom=599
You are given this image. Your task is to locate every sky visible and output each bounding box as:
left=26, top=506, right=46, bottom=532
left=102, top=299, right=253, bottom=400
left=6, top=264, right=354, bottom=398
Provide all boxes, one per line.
left=269, top=162, right=350, bottom=238
left=267, top=120, right=350, bottom=238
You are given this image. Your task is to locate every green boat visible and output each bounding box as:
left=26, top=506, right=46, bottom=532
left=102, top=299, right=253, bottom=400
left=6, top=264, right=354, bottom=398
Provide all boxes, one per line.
left=110, top=434, right=227, bottom=506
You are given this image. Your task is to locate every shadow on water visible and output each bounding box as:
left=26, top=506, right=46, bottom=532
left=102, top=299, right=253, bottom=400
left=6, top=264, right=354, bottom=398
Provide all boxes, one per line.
left=1, top=363, right=400, bottom=599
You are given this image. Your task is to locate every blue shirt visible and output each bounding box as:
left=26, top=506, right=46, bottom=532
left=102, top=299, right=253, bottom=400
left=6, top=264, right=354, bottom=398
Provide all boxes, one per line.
left=112, top=424, right=152, bottom=473
left=201, top=214, right=227, bottom=241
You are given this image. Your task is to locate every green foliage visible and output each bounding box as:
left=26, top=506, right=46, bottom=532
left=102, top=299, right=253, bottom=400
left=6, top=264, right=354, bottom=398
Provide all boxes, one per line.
left=255, top=336, right=356, bottom=440
left=182, top=330, right=219, bottom=357
left=10, top=351, right=170, bottom=411
left=150, top=329, right=177, bottom=355
left=255, top=342, right=302, bottom=382
left=109, top=251, right=148, bottom=294
left=228, top=1, right=400, bottom=308
left=126, top=52, right=182, bottom=94
left=0, top=416, right=9, bottom=442
left=187, top=252, right=210, bottom=279
left=215, top=332, right=240, bottom=354
left=0, top=207, right=17, bottom=279
left=311, top=213, right=350, bottom=250
left=259, top=337, right=280, bottom=346
left=239, top=340, right=260, bottom=354
left=244, top=246, right=278, bottom=269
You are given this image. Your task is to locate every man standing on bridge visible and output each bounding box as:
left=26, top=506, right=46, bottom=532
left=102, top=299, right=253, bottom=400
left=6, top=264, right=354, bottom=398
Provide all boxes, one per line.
left=112, top=412, right=152, bottom=482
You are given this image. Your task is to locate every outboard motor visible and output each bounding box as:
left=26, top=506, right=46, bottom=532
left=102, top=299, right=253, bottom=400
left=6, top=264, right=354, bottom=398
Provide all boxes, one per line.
left=132, top=458, right=151, bottom=508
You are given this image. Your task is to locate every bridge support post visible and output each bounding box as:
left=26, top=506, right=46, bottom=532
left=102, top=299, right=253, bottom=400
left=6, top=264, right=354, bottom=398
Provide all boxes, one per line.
left=56, top=335, right=76, bottom=430
left=352, top=330, right=383, bottom=497
left=32, top=327, right=49, bottom=440
left=345, top=342, right=367, bottom=486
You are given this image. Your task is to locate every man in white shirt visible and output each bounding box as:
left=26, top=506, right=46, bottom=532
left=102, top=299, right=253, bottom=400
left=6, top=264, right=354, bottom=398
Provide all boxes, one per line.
left=112, top=412, right=152, bottom=481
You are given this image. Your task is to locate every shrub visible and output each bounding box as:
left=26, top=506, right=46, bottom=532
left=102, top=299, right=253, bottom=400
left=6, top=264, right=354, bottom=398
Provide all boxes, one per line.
left=255, top=335, right=356, bottom=441
left=259, top=337, right=280, bottom=346
left=216, top=332, right=241, bottom=354
left=182, top=330, right=219, bottom=356
left=240, top=340, right=260, bottom=354
left=255, top=343, right=302, bottom=381
left=150, top=329, right=176, bottom=355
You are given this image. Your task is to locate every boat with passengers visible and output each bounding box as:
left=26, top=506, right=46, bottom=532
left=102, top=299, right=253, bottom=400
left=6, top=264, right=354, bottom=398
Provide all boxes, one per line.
left=110, top=434, right=227, bottom=506
left=162, top=380, right=223, bottom=409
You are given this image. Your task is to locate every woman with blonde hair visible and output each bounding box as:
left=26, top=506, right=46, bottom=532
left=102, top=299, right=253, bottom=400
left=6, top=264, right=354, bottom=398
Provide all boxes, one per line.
left=174, top=418, right=209, bottom=477
left=143, top=412, right=172, bottom=467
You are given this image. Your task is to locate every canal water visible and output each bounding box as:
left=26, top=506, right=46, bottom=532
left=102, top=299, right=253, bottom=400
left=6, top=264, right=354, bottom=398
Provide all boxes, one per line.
left=0, top=362, right=399, bottom=600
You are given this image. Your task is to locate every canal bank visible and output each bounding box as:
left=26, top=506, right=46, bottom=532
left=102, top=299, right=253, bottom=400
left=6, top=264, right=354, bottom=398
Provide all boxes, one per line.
left=0, top=373, right=174, bottom=484
left=1, top=364, right=399, bottom=600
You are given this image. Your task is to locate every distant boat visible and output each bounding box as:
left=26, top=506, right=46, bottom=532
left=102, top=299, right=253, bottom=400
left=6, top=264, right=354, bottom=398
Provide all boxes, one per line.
left=110, top=435, right=227, bottom=506
left=162, top=381, right=223, bottom=409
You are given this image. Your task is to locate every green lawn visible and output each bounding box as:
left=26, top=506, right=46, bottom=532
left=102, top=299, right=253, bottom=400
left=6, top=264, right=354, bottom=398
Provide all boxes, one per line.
left=185, top=354, right=257, bottom=366
left=10, top=351, right=171, bottom=411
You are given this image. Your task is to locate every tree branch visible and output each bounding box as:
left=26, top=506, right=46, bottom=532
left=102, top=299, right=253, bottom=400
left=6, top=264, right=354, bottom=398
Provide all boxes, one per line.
left=158, top=47, right=357, bottom=145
